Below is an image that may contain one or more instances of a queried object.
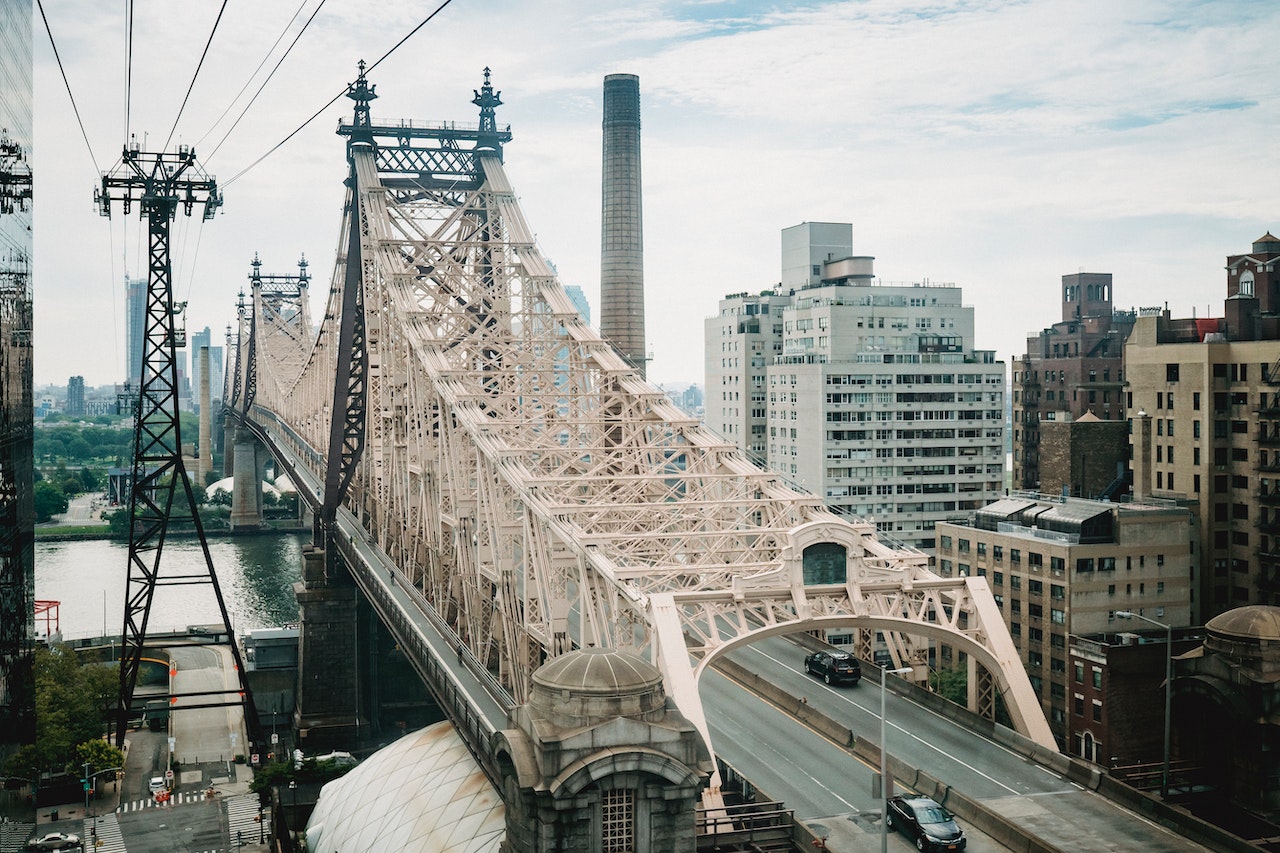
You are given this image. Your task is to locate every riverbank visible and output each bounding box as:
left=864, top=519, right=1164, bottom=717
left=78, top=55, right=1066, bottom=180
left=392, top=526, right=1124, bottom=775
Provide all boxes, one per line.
left=36, top=521, right=309, bottom=543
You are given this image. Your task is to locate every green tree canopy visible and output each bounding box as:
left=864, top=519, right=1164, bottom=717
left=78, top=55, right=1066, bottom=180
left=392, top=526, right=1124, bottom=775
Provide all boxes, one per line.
left=3, top=646, right=120, bottom=780
left=33, top=481, right=68, bottom=522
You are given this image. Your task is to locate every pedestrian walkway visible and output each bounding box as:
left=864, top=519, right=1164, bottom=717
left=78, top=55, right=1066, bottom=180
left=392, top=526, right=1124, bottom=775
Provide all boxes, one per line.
left=225, top=794, right=268, bottom=848
left=115, top=790, right=209, bottom=812
left=84, top=813, right=126, bottom=853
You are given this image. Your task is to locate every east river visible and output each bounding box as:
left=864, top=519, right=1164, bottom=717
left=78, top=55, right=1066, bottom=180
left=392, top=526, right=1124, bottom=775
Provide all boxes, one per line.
left=34, top=534, right=305, bottom=640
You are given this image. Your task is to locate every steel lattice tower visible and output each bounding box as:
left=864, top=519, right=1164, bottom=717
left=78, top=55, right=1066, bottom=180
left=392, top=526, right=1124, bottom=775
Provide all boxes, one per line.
left=96, top=144, right=260, bottom=752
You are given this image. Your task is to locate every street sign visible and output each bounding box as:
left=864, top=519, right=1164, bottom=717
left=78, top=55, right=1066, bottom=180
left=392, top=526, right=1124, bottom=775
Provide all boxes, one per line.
left=270, top=733, right=279, bottom=745
left=164, top=769, right=174, bottom=780
left=251, top=753, right=260, bottom=766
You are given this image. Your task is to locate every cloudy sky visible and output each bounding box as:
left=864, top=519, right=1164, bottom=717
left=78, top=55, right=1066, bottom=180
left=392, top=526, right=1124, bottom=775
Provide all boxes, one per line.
left=31, top=0, right=1280, bottom=389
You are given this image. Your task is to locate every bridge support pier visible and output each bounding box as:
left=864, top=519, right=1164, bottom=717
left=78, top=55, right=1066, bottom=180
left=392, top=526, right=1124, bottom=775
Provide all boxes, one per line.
left=493, top=648, right=710, bottom=853
left=293, top=546, right=365, bottom=750
left=229, top=427, right=264, bottom=531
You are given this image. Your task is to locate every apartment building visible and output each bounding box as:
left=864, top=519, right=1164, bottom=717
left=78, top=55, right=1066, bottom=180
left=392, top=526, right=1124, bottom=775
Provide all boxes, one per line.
left=707, top=223, right=1003, bottom=551
left=935, top=493, right=1194, bottom=746
left=1124, top=232, right=1280, bottom=618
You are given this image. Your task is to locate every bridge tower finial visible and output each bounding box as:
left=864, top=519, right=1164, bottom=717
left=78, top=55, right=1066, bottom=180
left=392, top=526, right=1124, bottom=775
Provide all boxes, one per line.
left=298, top=253, right=309, bottom=285
left=250, top=253, right=262, bottom=284
left=473, top=67, right=504, bottom=154
left=346, top=60, right=378, bottom=147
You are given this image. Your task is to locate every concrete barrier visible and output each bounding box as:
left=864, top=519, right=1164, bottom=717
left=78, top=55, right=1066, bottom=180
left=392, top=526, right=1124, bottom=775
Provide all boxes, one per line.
left=712, top=656, right=1068, bottom=853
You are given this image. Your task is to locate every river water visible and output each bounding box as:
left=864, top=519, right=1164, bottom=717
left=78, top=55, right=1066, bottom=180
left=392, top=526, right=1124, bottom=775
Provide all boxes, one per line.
left=34, top=535, right=305, bottom=640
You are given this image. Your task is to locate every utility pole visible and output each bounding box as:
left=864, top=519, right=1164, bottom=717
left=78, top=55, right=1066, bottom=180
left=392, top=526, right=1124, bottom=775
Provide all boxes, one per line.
left=96, top=142, right=260, bottom=755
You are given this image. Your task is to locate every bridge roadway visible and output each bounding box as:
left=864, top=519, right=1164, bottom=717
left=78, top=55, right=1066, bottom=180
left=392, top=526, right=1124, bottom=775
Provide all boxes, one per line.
left=254, top=419, right=1211, bottom=852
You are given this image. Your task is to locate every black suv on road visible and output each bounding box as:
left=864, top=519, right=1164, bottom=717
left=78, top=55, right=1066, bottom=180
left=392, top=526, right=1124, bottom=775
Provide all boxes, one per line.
left=886, top=794, right=966, bottom=851
left=802, top=650, right=861, bottom=685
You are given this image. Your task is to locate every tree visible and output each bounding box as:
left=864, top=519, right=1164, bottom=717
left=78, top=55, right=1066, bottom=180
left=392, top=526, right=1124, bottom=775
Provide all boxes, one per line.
left=60, top=476, right=83, bottom=497
left=5, top=646, right=120, bottom=780
left=76, top=740, right=125, bottom=781
left=79, top=466, right=102, bottom=492
left=930, top=666, right=968, bottom=706
left=33, top=481, right=68, bottom=522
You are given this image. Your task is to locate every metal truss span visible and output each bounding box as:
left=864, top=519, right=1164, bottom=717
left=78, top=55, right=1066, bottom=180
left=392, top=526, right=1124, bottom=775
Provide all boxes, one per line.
left=239, top=83, right=1055, bottom=784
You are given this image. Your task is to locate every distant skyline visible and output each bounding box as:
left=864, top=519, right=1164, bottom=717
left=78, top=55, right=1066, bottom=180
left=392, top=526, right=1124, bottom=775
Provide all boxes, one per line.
left=31, top=0, right=1280, bottom=387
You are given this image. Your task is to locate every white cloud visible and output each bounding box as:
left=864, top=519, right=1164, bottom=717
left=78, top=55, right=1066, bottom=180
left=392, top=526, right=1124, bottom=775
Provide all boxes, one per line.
left=30, top=0, right=1280, bottom=389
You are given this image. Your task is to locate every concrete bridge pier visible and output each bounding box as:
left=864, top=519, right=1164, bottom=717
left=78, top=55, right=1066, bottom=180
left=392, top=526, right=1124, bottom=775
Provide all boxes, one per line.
left=494, top=648, right=711, bottom=853
left=229, top=427, right=264, bottom=531
left=293, top=545, right=366, bottom=750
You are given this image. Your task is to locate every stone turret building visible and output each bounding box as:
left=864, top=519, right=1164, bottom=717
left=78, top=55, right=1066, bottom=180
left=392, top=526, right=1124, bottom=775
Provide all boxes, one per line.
left=495, top=648, right=711, bottom=853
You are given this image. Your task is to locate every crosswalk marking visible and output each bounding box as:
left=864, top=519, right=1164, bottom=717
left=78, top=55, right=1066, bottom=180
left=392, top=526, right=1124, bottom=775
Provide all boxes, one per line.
left=115, top=790, right=210, bottom=812
left=0, top=820, right=35, bottom=853
left=84, top=813, right=125, bottom=852
left=225, top=793, right=268, bottom=847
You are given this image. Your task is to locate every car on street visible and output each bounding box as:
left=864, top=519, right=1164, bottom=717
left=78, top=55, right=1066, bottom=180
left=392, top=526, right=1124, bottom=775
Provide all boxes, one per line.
left=149, top=776, right=166, bottom=795
left=803, top=650, right=862, bottom=685
left=885, top=794, right=966, bottom=851
left=25, top=832, right=83, bottom=851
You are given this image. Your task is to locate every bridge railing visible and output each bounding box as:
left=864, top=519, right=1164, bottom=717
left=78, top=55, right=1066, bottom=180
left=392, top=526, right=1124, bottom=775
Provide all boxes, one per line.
left=332, top=519, right=512, bottom=782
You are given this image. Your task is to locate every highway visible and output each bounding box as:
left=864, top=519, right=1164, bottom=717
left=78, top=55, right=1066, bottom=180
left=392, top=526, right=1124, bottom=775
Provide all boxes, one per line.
left=709, top=635, right=1213, bottom=852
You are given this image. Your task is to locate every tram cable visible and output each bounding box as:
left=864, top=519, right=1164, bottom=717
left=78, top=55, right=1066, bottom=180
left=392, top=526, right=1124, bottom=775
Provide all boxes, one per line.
left=161, top=0, right=230, bottom=154
left=35, top=0, right=100, bottom=175
left=224, top=0, right=457, bottom=187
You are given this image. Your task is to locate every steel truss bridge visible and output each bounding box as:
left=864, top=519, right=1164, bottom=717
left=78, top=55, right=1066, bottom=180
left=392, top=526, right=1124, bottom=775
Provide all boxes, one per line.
left=223, top=66, right=1055, bottom=792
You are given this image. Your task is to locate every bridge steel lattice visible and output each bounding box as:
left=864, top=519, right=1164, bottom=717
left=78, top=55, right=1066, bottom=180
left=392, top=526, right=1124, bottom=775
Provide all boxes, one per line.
left=230, top=68, right=1055, bottom=784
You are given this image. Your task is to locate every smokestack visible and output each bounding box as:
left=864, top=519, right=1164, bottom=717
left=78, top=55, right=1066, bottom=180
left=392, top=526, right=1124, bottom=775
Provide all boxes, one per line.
left=198, top=346, right=212, bottom=486
left=600, top=73, right=645, bottom=377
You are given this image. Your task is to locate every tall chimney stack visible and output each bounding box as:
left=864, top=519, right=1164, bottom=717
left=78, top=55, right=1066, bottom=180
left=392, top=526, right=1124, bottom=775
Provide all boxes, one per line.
left=600, top=73, right=646, bottom=377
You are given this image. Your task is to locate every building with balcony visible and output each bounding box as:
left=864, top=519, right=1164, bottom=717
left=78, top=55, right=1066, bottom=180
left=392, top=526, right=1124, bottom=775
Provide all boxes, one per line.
left=1123, top=232, right=1280, bottom=618
left=935, top=492, right=1194, bottom=747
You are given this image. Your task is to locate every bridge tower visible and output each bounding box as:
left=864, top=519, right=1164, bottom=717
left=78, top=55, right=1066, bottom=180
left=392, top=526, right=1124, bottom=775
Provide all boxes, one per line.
left=96, top=142, right=260, bottom=751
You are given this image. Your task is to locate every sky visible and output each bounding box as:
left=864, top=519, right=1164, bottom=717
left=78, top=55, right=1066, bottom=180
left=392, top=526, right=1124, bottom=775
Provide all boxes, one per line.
left=30, top=0, right=1280, bottom=390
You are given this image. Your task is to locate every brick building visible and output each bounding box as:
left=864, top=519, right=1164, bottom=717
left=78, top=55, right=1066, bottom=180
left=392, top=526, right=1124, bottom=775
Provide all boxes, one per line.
left=1012, top=273, right=1136, bottom=494
left=936, top=493, right=1194, bottom=746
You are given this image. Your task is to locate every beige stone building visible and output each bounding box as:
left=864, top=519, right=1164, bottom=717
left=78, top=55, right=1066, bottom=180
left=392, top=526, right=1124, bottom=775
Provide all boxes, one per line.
left=1123, top=232, right=1280, bottom=618
left=935, top=494, right=1194, bottom=745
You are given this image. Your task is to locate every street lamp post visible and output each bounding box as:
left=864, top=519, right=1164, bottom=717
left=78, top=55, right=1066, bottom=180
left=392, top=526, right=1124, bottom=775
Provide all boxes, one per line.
left=289, top=779, right=298, bottom=852
left=880, top=665, right=913, bottom=853
left=1116, top=610, right=1172, bottom=799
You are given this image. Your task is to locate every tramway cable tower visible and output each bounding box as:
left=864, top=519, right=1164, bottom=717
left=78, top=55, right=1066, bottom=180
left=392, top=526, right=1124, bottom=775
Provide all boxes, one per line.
left=96, top=141, right=261, bottom=753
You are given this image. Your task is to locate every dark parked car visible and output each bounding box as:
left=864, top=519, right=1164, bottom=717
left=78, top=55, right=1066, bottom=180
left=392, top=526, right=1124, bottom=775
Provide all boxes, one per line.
left=803, top=650, right=861, bottom=685
left=886, top=795, right=966, bottom=851
left=26, top=833, right=83, bottom=851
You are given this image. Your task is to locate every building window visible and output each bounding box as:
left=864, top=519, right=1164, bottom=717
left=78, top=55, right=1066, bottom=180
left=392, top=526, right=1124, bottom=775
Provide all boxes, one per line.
left=601, top=789, right=635, bottom=852
left=1166, top=364, right=1179, bottom=382
left=1092, top=668, right=1102, bottom=689
left=1074, top=663, right=1084, bottom=683
left=1074, top=695, right=1084, bottom=716
left=1092, top=700, right=1103, bottom=723
left=1051, top=609, right=1065, bottom=624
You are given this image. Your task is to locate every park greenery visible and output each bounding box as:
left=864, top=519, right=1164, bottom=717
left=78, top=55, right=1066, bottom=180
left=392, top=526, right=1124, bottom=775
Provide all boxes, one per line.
left=28, top=413, right=305, bottom=529
left=3, top=645, right=123, bottom=784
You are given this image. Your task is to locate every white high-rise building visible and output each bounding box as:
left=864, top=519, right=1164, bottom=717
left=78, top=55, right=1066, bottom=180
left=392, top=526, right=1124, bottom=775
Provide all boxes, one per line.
left=706, top=223, right=1005, bottom=551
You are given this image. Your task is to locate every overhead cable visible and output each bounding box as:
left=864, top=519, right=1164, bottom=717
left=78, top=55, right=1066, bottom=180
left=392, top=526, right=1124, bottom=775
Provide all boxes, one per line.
left=35, top=0, right=100, bottom=175
left=194, top=0, right=313, bottom=153
left=162, top=0, right=230, bottom=154
left=205, top=0, right=330, bottom=164
left=225, top=0, right=457, bottom=187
